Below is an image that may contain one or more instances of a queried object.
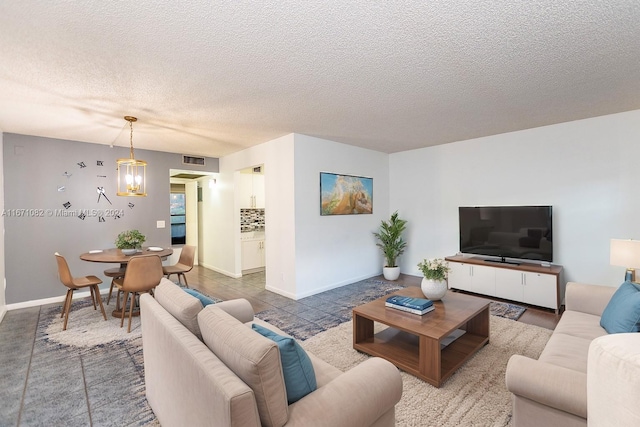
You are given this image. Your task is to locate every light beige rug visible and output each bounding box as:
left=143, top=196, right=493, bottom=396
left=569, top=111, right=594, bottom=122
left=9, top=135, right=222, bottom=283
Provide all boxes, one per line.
left=301, top=316, right=552, bottom=427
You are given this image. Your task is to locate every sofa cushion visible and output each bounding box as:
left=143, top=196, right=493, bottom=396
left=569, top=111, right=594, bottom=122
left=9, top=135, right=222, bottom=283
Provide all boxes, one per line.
left=600, top=281, right=640, bottom=333
left=538, top=333, right=593, bottom=374
left=198, top=306, right=288, bottom=427
left=154, top=278, right=203, bottom=339
left=183, top=288, right=216, bottom=307
left=252, top=323, right=317, bottom=404
left=552, top=310, right=607, bottom=341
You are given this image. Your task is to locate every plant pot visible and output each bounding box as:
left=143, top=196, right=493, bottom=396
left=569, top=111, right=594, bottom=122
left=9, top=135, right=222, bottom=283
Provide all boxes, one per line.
left=121, top=248, right=137, bottom=256
left=421, top=278, right=448, bottom=300
left=383, top=266, right=401, bottom=281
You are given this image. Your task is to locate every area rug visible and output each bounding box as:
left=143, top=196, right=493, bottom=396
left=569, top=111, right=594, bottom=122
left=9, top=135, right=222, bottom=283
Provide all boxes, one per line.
left=301, top=316, right=552, bottom=427
left=41, top=299, right=142, bottom=349
left=490, top=301, right=526, bottom=321
left=41, top=285, right=222, bottom=349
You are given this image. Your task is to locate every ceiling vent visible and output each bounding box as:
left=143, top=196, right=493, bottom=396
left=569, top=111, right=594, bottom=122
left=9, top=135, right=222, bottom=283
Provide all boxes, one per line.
left=182, top=155, right=205, bottom=166
left=253, top=166, right=262, bottom=173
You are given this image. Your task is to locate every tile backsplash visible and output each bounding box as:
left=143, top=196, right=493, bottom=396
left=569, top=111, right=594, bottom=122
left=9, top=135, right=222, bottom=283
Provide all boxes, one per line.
left=241, top=208, right=265, bottom=232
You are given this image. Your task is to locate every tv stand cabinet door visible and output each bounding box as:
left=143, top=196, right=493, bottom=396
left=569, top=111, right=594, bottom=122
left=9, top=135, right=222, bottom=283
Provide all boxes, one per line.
left=448, top=262, right=473, bottom=292
left=470, top=264, right=496, bottom=297
left=494, top=268, right=524, bottom=303
left=448, top=262, right=496, bottom=297
left=522, top=272, right=557, bottom=310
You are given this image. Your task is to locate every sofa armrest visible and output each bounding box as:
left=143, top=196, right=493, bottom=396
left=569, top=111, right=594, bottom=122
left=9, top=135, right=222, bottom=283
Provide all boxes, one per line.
left=588, top=333, right=640, bottom=426
left=506, top=355, right=587, bottom=418
left=285, top=357, right=402, bottom=427
left=565, top=282, right=617, bottom=316
left=214, top=298, right=255, bottom=323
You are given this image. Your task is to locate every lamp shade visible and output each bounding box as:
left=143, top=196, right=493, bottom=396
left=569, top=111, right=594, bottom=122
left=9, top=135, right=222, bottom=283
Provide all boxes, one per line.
left=610, top=239, right=640, bottom=268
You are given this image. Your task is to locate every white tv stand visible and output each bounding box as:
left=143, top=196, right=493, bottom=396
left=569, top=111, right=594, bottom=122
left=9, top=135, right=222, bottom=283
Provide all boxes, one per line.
left=445, top=255, right=564, bottom=313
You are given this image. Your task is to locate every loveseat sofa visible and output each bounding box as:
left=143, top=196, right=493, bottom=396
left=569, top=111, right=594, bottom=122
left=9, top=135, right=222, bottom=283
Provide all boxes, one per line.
left=505, top=281, right=640, bottom=426
left=140, top=279, right=403, bottom=427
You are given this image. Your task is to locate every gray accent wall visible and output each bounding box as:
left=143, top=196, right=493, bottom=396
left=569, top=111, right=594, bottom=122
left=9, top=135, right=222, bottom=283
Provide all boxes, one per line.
left=3, top=133, right=218, bottom=304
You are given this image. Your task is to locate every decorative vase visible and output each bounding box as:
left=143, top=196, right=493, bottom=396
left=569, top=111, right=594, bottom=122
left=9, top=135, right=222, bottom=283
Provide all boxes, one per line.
left=383, top=266, right=401, bottom=281
left=421, top=278, right=448, bottom=300
left=121, top=248, right=137, bottom=256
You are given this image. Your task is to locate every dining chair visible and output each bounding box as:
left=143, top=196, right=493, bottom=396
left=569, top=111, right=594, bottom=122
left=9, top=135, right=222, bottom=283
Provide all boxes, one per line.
left=54, top=252, right=107, bottom=331
left=114, top=254, right=163, bottom=332
left=104, top=267, right=126, bottom=305
left=163, top=245, right=196, bottom=288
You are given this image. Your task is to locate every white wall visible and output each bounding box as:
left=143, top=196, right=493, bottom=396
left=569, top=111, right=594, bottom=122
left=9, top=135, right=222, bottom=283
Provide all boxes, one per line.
left=185, top=180, right=199, bottom=265
left=293, top=134, right=390, bottom=297
left=390, top=109, right=640, bottom=287
left=202, top=133, right=390, bottom=299
left=0, top=131, right=5, bottom=321
left=201, top=134, right=295, bottom=293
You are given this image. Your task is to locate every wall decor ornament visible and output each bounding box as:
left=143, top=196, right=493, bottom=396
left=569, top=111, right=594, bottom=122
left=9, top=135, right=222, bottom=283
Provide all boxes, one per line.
left=320, top=172, right=373, bottom=215
left=58, top=158, right=127, bottom=222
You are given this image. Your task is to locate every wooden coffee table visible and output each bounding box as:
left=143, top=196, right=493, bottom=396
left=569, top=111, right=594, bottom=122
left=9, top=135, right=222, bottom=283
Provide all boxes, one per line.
left=353, top=287, right=490, bottom=387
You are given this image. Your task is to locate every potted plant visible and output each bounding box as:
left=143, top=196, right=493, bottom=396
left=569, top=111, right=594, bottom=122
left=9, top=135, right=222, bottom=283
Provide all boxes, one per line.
left=373, top=211, right=407, bottom=281
left=417, top=258, right=450, bottom=300
left=115, top=229, right=146, bottom=255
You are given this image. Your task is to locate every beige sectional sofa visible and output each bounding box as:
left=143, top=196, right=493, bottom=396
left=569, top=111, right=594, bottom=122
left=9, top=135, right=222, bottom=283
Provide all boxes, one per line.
left=140, top=279, right=403, bottom=427
left=505, top=281, right=640, bottom=426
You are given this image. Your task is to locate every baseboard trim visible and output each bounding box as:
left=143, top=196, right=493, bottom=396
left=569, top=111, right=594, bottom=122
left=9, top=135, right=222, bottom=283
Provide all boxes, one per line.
left=199, top=262, right=242, bottom=279
left=6, top=288, right=109, bottom=311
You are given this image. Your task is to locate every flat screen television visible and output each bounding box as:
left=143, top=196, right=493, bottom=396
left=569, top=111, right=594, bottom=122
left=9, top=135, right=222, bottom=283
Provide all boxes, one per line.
left=459, top=206, right=553, bottom=263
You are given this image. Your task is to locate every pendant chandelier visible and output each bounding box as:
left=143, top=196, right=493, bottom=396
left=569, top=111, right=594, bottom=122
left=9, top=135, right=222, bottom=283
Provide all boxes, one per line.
left=116, top=116, right=147, bottom=197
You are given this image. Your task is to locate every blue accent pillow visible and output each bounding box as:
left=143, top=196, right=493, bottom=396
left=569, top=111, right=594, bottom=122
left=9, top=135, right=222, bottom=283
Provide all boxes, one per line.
left=600, top=281, right=640, bottom=333
left=183, top=288, right=216, bottom=307
left=252, top=323, right=317, bottom=404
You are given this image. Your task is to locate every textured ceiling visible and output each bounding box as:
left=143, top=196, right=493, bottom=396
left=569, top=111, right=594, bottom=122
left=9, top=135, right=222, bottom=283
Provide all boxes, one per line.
left=1, top=1, right=639, bottom=157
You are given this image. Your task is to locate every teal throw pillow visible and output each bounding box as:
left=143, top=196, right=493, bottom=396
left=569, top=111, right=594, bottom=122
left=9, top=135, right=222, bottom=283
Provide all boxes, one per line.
left=600, top=281, right=640, bottom=334
left=183, top=288, right=216, bottom=307
left=252, top=323, right=317, bottom=404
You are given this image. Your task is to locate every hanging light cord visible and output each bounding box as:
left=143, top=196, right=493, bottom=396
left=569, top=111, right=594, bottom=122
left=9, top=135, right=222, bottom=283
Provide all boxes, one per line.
left=125, top=116, right=138, bottom=159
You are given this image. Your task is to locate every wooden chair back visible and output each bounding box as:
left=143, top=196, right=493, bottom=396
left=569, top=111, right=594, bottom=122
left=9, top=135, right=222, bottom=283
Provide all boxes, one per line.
left=54, top=252, right=75, bottom=289
left=178, top=245, right=196, bottom=268
left=121, top=254, right=163, bottom=293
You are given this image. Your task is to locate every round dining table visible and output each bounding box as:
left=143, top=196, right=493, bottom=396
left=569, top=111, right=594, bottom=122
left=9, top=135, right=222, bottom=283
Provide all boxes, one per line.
left=79, top=247, right=173, bottom=317
left=79, top=247, right=173, bottom=265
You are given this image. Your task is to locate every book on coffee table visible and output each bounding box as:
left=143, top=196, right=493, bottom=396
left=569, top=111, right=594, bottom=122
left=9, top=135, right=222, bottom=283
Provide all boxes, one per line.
left=385, top=302, right=435, bottom=315
left=386, top=295, right=433, bottom=310
left=385, top=295, right=435, bottom=315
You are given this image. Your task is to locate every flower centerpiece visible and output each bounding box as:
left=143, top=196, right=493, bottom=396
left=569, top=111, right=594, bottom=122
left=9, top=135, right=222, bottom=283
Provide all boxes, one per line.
left=417, top=258, right=450, bottom=300
left=115, top=229, right=146, bottom=255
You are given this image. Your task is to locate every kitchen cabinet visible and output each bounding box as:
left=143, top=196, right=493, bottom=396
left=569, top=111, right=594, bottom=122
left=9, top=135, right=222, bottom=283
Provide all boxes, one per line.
left=239, top=167, right=265, bottom=208
left=241, top=238, right=265, bottom=272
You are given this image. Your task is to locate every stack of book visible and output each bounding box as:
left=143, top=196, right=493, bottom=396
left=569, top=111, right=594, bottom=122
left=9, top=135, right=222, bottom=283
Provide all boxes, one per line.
left=385, top=295, right=434, bottom=315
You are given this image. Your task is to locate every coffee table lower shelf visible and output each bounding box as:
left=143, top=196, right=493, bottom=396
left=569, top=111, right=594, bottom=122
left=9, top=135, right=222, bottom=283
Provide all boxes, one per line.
left=353, top=316, right=489, bottom=387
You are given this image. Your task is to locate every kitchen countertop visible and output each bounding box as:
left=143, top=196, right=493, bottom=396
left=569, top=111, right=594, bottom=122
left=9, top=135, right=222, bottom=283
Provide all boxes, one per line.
left=241, top=231, right=265, bottom=241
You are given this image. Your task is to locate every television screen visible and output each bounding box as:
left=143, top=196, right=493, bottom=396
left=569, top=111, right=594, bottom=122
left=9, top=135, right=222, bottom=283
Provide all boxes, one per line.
left=459, top=206, right=553, bottom=262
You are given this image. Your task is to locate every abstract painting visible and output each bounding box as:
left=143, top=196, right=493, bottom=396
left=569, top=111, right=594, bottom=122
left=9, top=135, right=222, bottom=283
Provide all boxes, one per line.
left=320, top=172, right=373, bottom=215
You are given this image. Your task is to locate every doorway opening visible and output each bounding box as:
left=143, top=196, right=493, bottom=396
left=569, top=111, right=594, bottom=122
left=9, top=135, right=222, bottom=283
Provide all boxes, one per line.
left=169, top=169, right=217, bottom=265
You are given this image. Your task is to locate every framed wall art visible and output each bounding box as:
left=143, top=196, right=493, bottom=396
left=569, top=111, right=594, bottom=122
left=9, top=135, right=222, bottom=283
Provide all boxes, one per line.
left=320, top=172, right=373, bottom=216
